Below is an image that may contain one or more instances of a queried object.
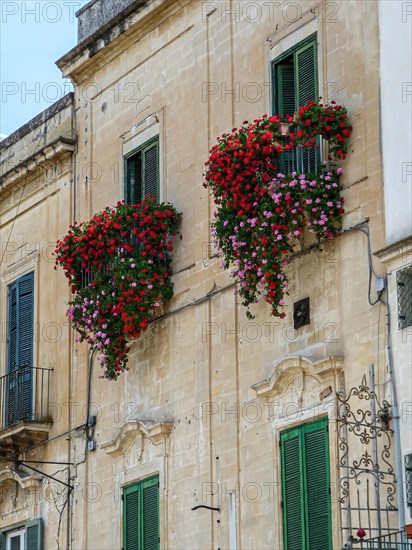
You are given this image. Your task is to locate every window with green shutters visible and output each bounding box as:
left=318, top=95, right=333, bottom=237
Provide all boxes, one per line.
left=0, top=518, right=43, bottom=550
left=123, top=475, right=160, bottom=550
left=272, top=34, right=320, bottom=174
left=280, top=418, right=332, bottom=550
left=125, top=137, right=159, bottom=205
left=6, top=272, right=34, bottom=426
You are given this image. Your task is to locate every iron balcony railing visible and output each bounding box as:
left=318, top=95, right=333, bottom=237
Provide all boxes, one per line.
left=0, top=365, right=53, bottom=430
left=359, top=530, right=412, bottom=549
left=278, top=135, right=324, bottom=176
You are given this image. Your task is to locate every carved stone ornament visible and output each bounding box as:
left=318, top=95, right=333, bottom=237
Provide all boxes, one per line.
left=101, top=420, right=174, bottom=458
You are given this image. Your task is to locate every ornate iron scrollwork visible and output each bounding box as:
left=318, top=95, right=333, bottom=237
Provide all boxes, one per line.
left=337, top=374, right=398, bottom=545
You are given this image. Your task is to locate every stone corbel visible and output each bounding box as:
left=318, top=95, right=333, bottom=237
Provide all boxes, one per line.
left=101, top=420, right=174, bottom=458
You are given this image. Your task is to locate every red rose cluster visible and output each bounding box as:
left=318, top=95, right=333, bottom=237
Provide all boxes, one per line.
left=55, top=198, right=182, bottom=380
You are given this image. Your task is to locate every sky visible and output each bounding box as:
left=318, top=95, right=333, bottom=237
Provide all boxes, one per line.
left=0, top=0, right=89, bottom=137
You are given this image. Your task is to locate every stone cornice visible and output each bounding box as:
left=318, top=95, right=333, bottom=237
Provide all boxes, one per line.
left=56, top=0, right=187, bottom=84
left=0, top=137, right=76, bottom=194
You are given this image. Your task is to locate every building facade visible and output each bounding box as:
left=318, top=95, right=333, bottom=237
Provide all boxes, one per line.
left=1, top=1, right=411, bottom=549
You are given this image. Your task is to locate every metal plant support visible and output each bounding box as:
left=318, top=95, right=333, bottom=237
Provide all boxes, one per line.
left=337, top=367, right=403, bottom=548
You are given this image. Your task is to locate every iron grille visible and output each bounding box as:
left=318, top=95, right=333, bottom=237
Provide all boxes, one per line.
left=397, top=265, right=412, bottom=330
left=359, top=530, right=412, bottom=549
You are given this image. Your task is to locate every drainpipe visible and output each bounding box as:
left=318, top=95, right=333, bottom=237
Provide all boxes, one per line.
left=385, top=292, right=406, bottom=534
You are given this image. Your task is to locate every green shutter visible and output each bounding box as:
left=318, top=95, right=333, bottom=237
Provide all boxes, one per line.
left=280, top=419, right=331, bottom=550
left=303, top=421, right=332, bottom=550
left=0, top=531, right=5, bottom=550
left=123, top=475, right=159, bottom=550
left=130, top=153, right=143, bottom=205
left=25, top=518, right=43, bottom=550
left=295, top=40, right=317, bottom=108
left=7, top=273, right=34, bottom=425
left=7, top=282, right=18, bottom=373
left=143, top=141, right=159, bottom=201
left=125, top=138, right=159, bottom=205
left=124, top=483, right=141, bottom=550
left=281, top=429, right=304, bottom=550
left=142, top=477, right=160, bottom=550
left=277, top=63, right=295, bottom=116
left=295, top=39, right=319, bottom=173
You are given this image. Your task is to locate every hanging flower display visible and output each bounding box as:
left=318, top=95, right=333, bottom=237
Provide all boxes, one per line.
left=55, top=198, right=182, bottom=380
left=204, top=99, right=351, bottom=319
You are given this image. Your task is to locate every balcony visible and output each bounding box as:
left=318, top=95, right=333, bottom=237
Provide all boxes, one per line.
left=0, top=365, right=53, bottom=458
left=358, top=531, right=412, bottom=549
left=278, top=136, right=323, bottom=175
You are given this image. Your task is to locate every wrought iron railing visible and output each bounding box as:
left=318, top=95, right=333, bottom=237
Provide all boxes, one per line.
left=0, top=365, right=53, bottom=430
left=278, top=136, right=324, bottom=175
left=79, top=233, right=171, bottom=290
left=359, top=530, right=411, bottom=549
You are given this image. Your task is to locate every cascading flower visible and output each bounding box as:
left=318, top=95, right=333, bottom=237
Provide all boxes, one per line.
left=204, top=99, right=351, bottom=319
left=55, top=197, right=182, bottom=380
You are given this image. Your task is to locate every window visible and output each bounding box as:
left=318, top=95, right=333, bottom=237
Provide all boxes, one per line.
left=123, top=475, right=159, bottom=550
left=272, top=34, right=320, bottom=174
left=396, top=265, right=412, bottom=329
left=0, top=519, right=43, bottom=550
left=5, top=272, right=34, bottom=426
left=280, top=418, right=332, bottom=550
left=125, top=137, right=159, bottom=205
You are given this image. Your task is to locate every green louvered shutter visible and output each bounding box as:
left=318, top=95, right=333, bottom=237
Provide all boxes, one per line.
left=304, top=420, right=332, bottom=550
left=276, top=63, right=296, bottom=174
left=277, top=63, right=295, bottom=115
left=143, top=141, right=159, bottom=201
left=7, top=282, right=18, bottom=425
left=142, top=476, right=160, bottom=550
left=17, top=274, right=34, bottom=421
left=124, top=475, right=159, bottom=550
left=0, top=531, right=5, bottom=550
left=126, top=151, right=142, bottom=205
left=124, top=483, right=141, bottom=550
left=281, top=419, right=331, bottom=550
left=281, top=429, right=304, bottom=550
left=130, top=153, right=143, bottom=205
left=25, top=518, right=43, bottom=550
left=295, top=41, right=317, bottom=107
left=295, top=39, right=319, bottom=173
left=7, top=273, right=34, bottom=425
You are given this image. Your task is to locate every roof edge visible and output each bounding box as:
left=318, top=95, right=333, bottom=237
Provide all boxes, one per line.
left=0, top=93, right=74, bottom=152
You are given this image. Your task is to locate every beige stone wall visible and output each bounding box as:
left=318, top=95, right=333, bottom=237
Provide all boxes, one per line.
left=62, top=1, right=395, bottom=549
left=0, top=101, right=75, bottom=549
left=2, top=0, right=408, bottom=548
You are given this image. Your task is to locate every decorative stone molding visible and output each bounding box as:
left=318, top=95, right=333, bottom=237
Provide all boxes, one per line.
left=251, top=355, right=344, bottom=408
left=0, top=467, right=42, bottom=492
left=0, top=467, right=43, bottom=517
left=101, top=420, right=174, bottom=457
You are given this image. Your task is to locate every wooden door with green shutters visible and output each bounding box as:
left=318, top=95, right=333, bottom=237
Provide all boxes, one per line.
left=123, top=475, right=160, bottom=550
left=272, top=34, right=320, bottom=175
left=125, top=137, right=159, bottom=205
left=280, top=418, right=332, bottom=550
